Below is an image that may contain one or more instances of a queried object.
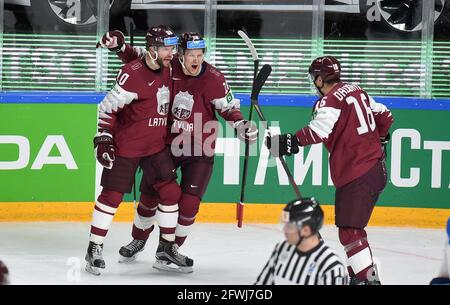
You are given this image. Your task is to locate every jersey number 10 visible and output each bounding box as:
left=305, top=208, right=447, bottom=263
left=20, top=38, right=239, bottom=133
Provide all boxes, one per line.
left=346, top=94, right=376, bottom=135
left=117, top=69, right=130, bottom=86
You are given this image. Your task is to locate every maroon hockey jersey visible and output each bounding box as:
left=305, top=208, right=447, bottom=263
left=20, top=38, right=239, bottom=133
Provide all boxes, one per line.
left=168, top=59, right=244, bottom=156
left=118, top=45, right=244, bottom=157
left=295, top=82, right=394, bottom=187
left=97, top=58, right=171, bottom=157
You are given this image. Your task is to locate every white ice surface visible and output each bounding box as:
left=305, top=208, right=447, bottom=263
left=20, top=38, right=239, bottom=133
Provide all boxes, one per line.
left=0, top=222, right=446, bottom=285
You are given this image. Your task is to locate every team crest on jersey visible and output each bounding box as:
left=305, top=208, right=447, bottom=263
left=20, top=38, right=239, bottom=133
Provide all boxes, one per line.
left=157, top=85, right=170, bottom=115
left=172, top=91, right=194, bottom=120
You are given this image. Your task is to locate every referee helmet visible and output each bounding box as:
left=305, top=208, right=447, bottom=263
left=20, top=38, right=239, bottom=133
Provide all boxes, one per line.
left=282, top=197, right=324, bottom=235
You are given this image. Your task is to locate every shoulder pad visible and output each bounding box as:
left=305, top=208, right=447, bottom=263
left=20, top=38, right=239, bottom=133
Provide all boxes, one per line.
left=207, top=64, right=223, bottom=79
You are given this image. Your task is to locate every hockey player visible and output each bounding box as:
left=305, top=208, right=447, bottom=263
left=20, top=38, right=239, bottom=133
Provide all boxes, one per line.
left=86, top=25, right=191, bottom=275
left=266, top=56, right=394, bottom=285
left=430, top=217, right=450, bottom=285
left=97, top=30, right=257, bottom=273
left=255, top=198, right=346, bottom=285
left=0, top=260, right=9, bottom=285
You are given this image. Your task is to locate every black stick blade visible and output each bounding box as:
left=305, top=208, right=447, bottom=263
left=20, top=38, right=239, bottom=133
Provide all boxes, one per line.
left=251, top=64, right=272, bottom=101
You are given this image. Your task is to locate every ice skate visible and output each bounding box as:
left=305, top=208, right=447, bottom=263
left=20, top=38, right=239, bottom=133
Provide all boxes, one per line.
left=85, top=241, right=105, bottom=276
left=349, top=277, right=381, bottom=285
left=152, top=240, right=193, bottom=274
left=118, top=239, right=146, bottom=263
left=349, top=265, right=381, bottom=285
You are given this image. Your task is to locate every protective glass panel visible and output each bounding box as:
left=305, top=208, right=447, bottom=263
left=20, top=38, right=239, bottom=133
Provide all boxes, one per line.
left=432, top=0, right=450, bottom=98
left=324, top=0, right=425, bottom=97
left=2, top=0, right=104, bottom=91
left=106, top=0, right=206, bottom=89
left=215, top=0, right=315, bottom=94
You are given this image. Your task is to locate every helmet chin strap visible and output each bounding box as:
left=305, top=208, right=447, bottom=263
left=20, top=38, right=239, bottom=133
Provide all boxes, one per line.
left=179, top=55, right=202, bottom=77
left=296, top=236, right=305, bottom=248
left=315, top=83, right=325, bottom=97
left=146, top=47, right=161, bottom=70
left=296, top=229, right=313, bottom=248
left=311, top=75, right=325, bottom=96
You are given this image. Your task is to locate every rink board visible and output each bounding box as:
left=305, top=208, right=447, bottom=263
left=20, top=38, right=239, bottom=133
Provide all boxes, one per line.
left=0, top=93, right=449, bottom=226
left=0, top=202, right=449, bottom=228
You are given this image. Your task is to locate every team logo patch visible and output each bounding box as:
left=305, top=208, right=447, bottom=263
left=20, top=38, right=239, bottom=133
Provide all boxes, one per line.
left=172, top=91, right=194, bottom=120
left=279, top=252, right=289, bottom=262
left=164, top=36, right=179, bottom=46
left=307, top=262, right=317, bottom=275
left=156, top=85, right=170, bottom=115
left=187, top=39, right=206, bottom=49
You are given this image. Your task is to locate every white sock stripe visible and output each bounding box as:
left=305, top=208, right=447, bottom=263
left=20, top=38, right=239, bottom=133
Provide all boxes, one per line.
left=347, top=247, right=373, bottom=275
left=161, top=234, right=175, bottom=242
left=134, top=212, right=156, bottom=230
left=95, top=201, right=118, bottom=214
left=175, top=223, right=192, bottom=237
left=89, top=233, right=105, bottom=245
left=158, top=203, right=179, bottom=212
left=92, top=209, right=114, bottom=230
left=156, top=209, right=178, bottom=228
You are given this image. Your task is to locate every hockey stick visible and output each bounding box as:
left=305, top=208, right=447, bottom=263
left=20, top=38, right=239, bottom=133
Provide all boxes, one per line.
left=236, top=30, right=260, bottom=227
left=237, top=30, right=259, bottom=81
left=236, top=65, right=271, bottom=227
left=252, top=65, right=302, bottom=199
left=130, top=22, right=134, bottom=47
left=130, top=22, right=140, bottom=214
left=237, top=65, right=272, bottom=228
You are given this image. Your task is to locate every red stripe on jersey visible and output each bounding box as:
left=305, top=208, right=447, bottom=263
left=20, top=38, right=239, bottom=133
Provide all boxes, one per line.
left=296, top=127, right=324, bottom=146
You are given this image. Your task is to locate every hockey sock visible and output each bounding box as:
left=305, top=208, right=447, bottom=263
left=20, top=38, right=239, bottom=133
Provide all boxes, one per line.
left=154, top=180, right=181, bottom=242
left=90, top=189, right=123, bottom=244
left=131, top=193, right=158, bottom=240
left=339, top=227, right=374, bottom=281
left=175, top=193, right=200, bottom=247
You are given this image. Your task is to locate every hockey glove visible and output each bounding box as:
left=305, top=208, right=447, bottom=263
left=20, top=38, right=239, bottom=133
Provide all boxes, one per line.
left=94, top=132, right=115, bottom=169
left=380, top=132, right=390, bottom=161
left=265, top=133, right=300, bottom=157
left=234, top=120, right=258, bottom=144
left=96, top=30, right=125, bottom=52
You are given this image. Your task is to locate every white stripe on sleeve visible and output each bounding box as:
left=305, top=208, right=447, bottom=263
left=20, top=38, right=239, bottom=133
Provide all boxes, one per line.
left=308, top=107, right=341, bottom=139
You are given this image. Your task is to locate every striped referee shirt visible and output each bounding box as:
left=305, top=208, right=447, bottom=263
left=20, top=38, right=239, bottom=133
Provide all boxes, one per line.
left=255, top=240, right=347, bottom=285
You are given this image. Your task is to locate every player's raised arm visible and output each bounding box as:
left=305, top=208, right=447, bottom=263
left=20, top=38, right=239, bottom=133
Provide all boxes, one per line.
left=97, top=30, right=146, bottom=64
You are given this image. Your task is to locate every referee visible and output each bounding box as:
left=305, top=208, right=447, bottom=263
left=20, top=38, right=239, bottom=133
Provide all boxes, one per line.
left=255, top=198, right=347, bottom=285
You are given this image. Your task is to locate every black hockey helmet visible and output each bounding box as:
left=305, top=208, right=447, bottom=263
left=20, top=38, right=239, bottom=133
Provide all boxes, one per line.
left=282, top=197, right=324, bottom=234
left=308, top=56, right=341, bottom=83
left=146, top=25, right=178, bottom=50
left=178, top=32, right=207, bottom=54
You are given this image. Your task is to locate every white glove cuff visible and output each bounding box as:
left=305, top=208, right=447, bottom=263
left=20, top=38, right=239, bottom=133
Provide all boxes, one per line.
left=233, top=119, right=244, bottom=129
left=96, top=131, right=113, bottom=139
